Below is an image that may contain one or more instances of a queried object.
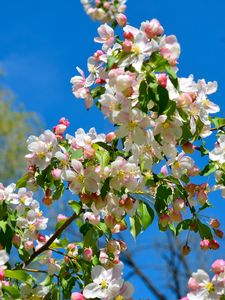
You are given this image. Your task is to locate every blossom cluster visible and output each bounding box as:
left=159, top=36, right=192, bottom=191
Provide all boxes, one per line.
left=0, top=182, right=48, bottom=248
left=71, top=11, right=223, bottom=249
left=81, top=0, right=127, bottom=23
left=181, top=259, right=225, bottom=300
left=1, top=0, right=225, bottom=299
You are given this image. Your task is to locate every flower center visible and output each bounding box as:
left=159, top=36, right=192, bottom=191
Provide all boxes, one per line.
left=118, top=170, right=125, bottom=179
left=132, top=45, right=140, bottom=56
left=174, top=161, right=180, bottom=169
left=115, top=296, right=124, bottom=300
left=163, top=121, right=170, bottom=129
left=128, top=121, right=137, bottom=129
left=205, top=282, right=214, bottom=292
left=38, top=152, right=46, bottom=159
left=100, top=279, right=108, bottom=289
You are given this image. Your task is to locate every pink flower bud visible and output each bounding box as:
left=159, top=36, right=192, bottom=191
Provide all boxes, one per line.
left=188, top=277, right=200, bottom=290
left=99, top=250, right=108, bottom=264
left=160, top=165, right=168, bottom=176
left=107, top=240, right=120, bottom=253
left=12, top=234, right=21, bottom=247
left=187, top=166, right=200, bottom=177
left=68, top=243, right=77, bottom=251
left=182, top=244, right=191, bottom=256
left=211, top=259, right=225, bottom=274
left=57, top=214, right=67, bottom=222
left=104, top=215, right=117, bottom=229
left=159, top=214, right=170, bottom=227
left=71, top=292, right=84, bottom=300
left=116, top=13, right=127, bottom=27
left=54, top=124, right=67, bottom=135
left=37, top=233, right=47, bottom=243
left=51, top=168, right=62, bottom=180
left=209, top=239, right=220, bottom=250
left=197, top=190, right=208, bottom=205
left=113, top=255, right=120, bottom=264
left=94, top=50, right=104, bottom=61
left=142, top=19, right=164, bottom=39
left=117, top=240, right=127, bottom=252
left=103, top=2, right=110, bottom=9
left=200, top=239, right=210, bottom=250
left=2, top=280, right=10, bottom=286
left=173, top=198, right=185, bottom=211
left=83, top=146, right=95, bottom=159
left=25, top=241, right=34, bottom=251
left=59, top=117, right=70, bottom=127
left=83, top=248, right=93, bottom=261
left=84, top=212, right=100, bottom=225
left=210, top=218, right=220, bottom=229
left=0, top=269, right=5, bottom=281
left=157, top=74, right=167, bottom=88
left=170, top=209, right=182, bottom=222
left=122, top=39, right=132, bottom=53
left=182, top=142, right=195, bottom=154
left=123, top=31, right=134, bottom=40
left=106, top=132, right=116, bottom=143
left=95, top=78, right=106, bottom=84
left=215, top=229, right=224, bottom=239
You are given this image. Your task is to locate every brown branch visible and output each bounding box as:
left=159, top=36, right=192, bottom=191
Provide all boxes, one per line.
left=210, top=125, right=225, bottom=132
left=24, top=210, right=82, bottom=266
left=123, top=251, right=167, bottom=300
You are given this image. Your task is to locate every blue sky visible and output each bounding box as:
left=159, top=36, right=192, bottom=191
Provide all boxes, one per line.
left=1, top=0, right=225, bottom=298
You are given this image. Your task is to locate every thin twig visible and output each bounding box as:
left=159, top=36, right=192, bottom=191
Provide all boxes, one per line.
left=24, top=210, right=82, bottom=266
left=23, top=268, right=59, bottom=278
left=123, top=251, right=167, bottom=300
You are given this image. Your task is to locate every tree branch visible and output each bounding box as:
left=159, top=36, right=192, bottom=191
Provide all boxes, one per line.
left=24, top=210, right=82, bottom=266
left=123, top=251, right=167, bottom=300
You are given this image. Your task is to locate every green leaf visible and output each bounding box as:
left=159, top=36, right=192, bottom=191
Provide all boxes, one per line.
left=16, top=173, right=29, bottom=188
left=53, top=182, right=64, bottom=200
left=70, top=148, right=83, bottom=160
left=107, top=56, right=117, bottom=69
left=138, top=202, right=154, bottom=230
left=95, top=141, right=112, bottom=152
left=100, top=177, right=111, bottom=200
left=157, top=85, right=170, bottom=114
left=93, top=145, right=110, bottom=169
left=200, top=162, right=216, bottom=176
left=210, top=116, right=225, bottom=129
left=163, top=101, right=176, bottom=118
left=198, top=201, right=213, bottom=212
left=181, top=122, right=192, bottom=141
left=197, top=220, right=213, bottom=240
left=2, top=285, right=20, bottom=298
left=41, top=275, right=53, bottom=286
left=198, top=145, right=209, bottom=157
left=0, top=220, right=7, bottom=233
left=166, top=67, right=178, bottom=88
left=97, top=222, right=109, bottom=234
left=83, top=227, right=99, bottom=248
left=91, top=86, right=106, bottom=99
left=149, top=52, right=169, bottom=72
left=68, top=200, right=81, bottom=215
left=129, top=214, right=142, bottom=239
left=155, top=185, right=172, bottom=213
left=5, top=270, right=31, bottom=282
left=138, top=80, right=149, bottom=113
left=176, top=219, right=192, bottom=235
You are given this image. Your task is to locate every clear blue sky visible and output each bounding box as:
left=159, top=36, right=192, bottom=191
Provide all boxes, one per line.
left=1, top=0, right=225, bottom=298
